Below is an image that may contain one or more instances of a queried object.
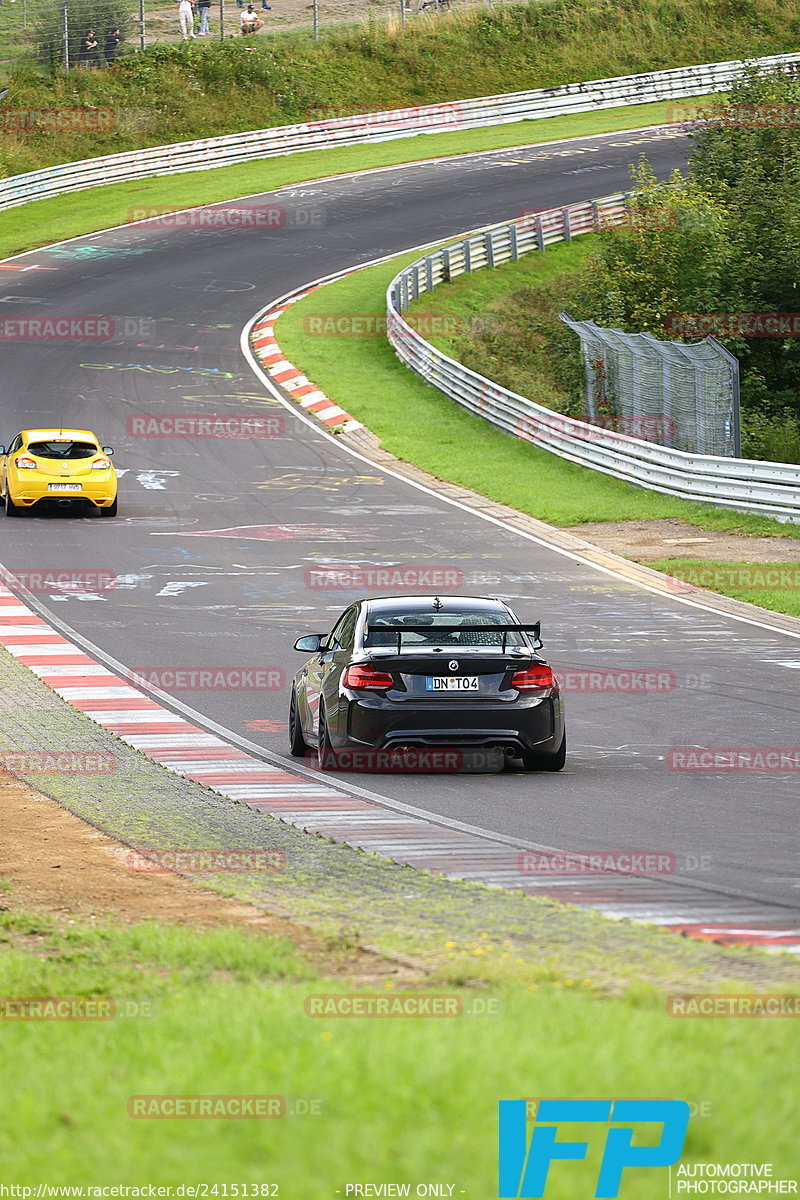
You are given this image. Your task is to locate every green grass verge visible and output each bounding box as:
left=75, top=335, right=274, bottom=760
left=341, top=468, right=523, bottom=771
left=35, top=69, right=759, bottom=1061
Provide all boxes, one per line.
left=0, top=98, right=706, bottom=260
left=648, top=559, right=800, bottom=619
left=1, top=908, right=798, bottom=1187
left=275, top=242, right=800, bottom=538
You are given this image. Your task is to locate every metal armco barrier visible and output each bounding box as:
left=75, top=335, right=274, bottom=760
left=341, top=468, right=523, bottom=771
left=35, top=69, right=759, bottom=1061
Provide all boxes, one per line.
left=385, top=195, right=800, bottom=522
left=3, top=51, right=800, bottom=213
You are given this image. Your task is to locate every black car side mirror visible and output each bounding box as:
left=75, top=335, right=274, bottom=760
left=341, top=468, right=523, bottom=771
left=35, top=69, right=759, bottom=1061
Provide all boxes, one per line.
left=102, top=446, right=114, bottom=455
left=294, top=634, right=325, bottom=652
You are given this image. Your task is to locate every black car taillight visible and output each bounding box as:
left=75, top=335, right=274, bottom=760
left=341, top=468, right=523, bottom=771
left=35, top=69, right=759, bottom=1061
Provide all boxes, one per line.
left=344, top=663, right=395, bottom=690
left=510, top=663, right=554, bottom=690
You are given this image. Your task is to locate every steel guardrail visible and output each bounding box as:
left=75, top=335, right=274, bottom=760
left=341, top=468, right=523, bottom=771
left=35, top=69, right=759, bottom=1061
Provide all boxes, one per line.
left=385, top=195, right=800, bottom=521
left=2, top=51, right=800, bottom=212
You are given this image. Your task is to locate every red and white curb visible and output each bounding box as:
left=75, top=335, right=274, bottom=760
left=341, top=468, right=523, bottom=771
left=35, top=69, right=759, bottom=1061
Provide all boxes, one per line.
left=251, top=292, right=363, bottom=434
left=1, top=584, right=798, bottom=952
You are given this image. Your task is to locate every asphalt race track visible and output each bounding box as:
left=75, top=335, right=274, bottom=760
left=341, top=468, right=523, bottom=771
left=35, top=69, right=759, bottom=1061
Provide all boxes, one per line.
left=2, top=125, right=799, bottom=940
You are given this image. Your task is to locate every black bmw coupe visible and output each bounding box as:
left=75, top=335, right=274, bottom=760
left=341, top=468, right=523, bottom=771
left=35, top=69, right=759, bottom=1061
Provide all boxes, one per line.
left=288, top=595, right=565, bottom=772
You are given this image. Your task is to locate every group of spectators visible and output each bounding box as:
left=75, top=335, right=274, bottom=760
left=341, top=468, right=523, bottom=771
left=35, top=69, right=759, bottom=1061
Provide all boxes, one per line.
left=177, top=0, right=272, bottom=39
left=77, top=27, right=122, bottom=66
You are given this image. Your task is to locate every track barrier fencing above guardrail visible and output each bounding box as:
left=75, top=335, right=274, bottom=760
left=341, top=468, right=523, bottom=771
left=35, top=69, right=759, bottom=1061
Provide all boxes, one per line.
left=385, top=195, right=800, bottom=522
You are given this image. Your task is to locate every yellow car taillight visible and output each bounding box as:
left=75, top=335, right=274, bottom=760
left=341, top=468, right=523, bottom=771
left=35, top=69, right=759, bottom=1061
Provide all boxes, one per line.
left=91, top=457, right=111, bottom=470
left=15, top=456, right=37, bottom=469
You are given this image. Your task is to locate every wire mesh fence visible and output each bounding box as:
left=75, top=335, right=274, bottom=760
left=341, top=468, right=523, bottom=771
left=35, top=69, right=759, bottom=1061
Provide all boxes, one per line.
left=0, top=0, right=502, bottom=76
left=0, top=0, right=139, bottom=72
left=560, top=313, right=741, bottom=457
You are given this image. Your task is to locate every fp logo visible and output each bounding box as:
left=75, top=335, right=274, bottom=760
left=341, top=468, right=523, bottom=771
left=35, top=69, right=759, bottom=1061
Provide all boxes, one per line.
left=498, top=1099, right=690, bottom=1198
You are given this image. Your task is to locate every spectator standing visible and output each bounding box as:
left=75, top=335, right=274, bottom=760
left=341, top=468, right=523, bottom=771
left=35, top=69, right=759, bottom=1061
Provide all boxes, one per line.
left=104, top=27, right=122, bottom=63
left=196, top=0, right=211, bottom=33
left=77, top=28, right=98, bottom=67
left=178, top=0, right=196, bottom=39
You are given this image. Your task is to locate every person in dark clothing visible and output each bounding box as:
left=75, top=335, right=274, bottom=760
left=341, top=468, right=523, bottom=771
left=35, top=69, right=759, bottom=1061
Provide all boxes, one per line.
left=104, top=27, right=121, bottom=63
left=196, top=0, right=211, bottom=34
left=77, top=28, right=98, bottom=67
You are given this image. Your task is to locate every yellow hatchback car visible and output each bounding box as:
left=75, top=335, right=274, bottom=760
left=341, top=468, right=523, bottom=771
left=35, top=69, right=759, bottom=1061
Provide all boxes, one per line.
left=0, top=428, right=117, bottom=517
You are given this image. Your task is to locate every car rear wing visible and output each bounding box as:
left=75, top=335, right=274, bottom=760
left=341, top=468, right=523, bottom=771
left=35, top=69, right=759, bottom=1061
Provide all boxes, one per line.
left=365, top=622, right=542, bottom=653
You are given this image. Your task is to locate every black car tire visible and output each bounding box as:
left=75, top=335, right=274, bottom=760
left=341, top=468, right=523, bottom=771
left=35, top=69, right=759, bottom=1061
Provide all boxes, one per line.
left=100, top=497, right=118, bottom=518
left=520, top=731, right=566, bottom=773
left=288, top=688, right=309, bottom=757
left=4, top=491, right=19, bottom=517
left=317, top=703, right=338, bottom=771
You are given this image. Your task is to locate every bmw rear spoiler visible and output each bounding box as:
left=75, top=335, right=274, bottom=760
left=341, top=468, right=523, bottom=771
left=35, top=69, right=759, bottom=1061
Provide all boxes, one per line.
left=367, top=622, right=542, bottom=653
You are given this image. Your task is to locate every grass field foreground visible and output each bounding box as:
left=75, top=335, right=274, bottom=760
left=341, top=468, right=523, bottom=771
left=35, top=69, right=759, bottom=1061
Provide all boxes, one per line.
left=1, top=903, right=799, bottom=1188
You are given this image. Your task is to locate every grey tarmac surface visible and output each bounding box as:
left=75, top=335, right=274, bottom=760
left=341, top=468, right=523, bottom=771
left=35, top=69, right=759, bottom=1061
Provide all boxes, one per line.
left=0, top=126, right=798, bottom=930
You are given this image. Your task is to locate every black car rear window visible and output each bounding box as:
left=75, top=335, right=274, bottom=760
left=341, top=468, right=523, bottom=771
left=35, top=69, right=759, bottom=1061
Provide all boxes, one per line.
left=28, top=441, right=98, bottom=460
left=365, top=611, right=525, bottom=648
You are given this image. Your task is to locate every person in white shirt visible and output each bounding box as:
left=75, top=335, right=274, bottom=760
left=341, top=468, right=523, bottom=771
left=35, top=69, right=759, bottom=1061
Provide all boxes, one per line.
left=240, top=4, right=263, bottom=32
left=178, top=0, right=196, bottom=39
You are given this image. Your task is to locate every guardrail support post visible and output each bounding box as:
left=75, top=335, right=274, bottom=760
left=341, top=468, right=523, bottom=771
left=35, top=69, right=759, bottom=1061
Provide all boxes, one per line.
left=535, top=217, right=545, bottom=252
left=464, top=242, right=472, bottom=273
left=562, top=208, right=572, bottom=242
left=509, top=224, right=519, bottom=261
left=485, top=232, right=495, bottom=268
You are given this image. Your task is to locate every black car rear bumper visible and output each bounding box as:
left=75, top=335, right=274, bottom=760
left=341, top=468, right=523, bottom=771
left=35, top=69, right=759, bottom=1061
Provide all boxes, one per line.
left=332, top=691, right=564, bottom=756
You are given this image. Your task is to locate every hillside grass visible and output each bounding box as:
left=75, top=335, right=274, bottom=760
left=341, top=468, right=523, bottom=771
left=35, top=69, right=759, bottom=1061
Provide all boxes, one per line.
left=2, top=0, right=800, bottom=175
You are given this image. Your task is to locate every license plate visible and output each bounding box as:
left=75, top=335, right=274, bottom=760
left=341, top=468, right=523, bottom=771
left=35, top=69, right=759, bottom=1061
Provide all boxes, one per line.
left=426, top=676, right=479, bottom=691
left=48, top=483, right=81, bottom=491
